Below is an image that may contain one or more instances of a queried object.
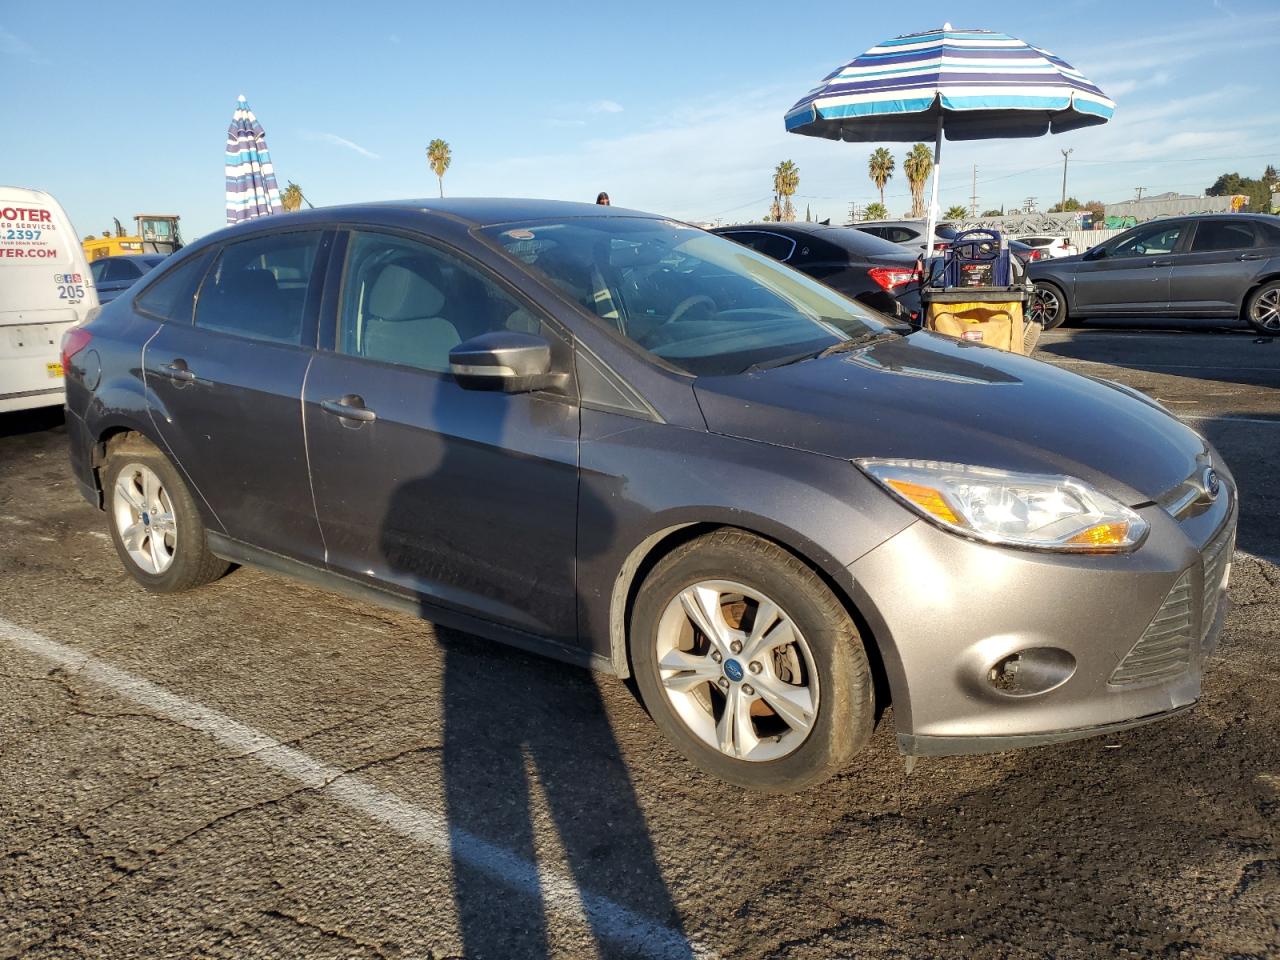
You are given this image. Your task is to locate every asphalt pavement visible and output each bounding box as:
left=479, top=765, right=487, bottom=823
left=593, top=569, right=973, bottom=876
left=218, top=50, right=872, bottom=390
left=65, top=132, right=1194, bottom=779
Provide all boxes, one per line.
left=1, top=322, right=1277, bottom=959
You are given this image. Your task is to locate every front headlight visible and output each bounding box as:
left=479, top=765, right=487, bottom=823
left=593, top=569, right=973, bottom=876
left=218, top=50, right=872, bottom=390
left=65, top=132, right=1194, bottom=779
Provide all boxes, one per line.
left=857, top=459, right=1149, bottom=553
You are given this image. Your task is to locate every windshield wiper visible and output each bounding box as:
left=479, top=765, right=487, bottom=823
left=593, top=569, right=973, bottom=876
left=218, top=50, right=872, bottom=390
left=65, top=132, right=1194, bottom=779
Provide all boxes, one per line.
left=743, top=328, right=902, bottom=374
left=812, top=328, right=903, bottom=359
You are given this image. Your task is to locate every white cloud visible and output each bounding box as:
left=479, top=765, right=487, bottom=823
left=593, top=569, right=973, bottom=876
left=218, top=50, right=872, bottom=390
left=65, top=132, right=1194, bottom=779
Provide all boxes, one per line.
left=0, top=27, right=47, bottom=64
left=587, top=99, right=624, bottom=114
left=302, top=131, right=381, bottom=160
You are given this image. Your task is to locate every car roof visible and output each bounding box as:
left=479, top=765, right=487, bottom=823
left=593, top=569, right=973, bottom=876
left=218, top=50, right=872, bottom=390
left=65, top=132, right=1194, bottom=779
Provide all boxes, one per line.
left=327, top=197, right=663, bottom=227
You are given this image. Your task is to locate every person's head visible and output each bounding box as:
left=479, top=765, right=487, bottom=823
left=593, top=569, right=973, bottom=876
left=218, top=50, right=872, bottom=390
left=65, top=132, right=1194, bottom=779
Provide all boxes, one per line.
left=596, top=192, right=610, bottom=206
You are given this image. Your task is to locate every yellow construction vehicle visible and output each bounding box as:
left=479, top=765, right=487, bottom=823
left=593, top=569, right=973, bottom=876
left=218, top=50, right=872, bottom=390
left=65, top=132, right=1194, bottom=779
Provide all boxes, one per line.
left=83, top=214, right=182, bottom=261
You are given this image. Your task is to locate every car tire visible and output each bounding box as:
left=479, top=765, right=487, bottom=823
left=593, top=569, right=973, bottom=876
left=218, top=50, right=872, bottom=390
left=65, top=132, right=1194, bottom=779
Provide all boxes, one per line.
left=1244, top=280, right=1280, bottom=335
left=1030, top=281, right=1069, bottom=330
left=630, top=529, right=874, bottom=793
left=103, top=436, right=229, bottom=592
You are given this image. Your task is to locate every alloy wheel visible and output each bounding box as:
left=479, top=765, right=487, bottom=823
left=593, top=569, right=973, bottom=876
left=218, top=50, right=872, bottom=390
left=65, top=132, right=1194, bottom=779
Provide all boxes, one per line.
left=112, top=463, right=177, bottom=575
left=1029, top=285, right=1061, bottom=327
left=655, top=580, right=819, bottom=762
left=1251, top=287, right=1280, bottom=331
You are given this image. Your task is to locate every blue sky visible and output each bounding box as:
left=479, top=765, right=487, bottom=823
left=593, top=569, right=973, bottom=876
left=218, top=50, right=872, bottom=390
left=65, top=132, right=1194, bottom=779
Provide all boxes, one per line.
left=3, top=0, right=1277, bottom=240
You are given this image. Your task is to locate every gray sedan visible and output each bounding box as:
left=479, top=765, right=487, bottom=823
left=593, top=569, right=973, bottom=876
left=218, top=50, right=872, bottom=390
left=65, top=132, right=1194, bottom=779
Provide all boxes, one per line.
left=64, top=199, right=1237, bottom=791
left=1028, top=214, right=1280, bottom=332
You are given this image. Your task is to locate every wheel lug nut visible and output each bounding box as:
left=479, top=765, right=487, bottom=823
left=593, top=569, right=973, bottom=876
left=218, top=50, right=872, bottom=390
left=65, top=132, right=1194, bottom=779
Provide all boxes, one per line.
left=748, top=661, right=762, bottom=674
left=717, top=677, right=730, bottom=689
left=730, top=640, right=743, bottom=654
left=710, top=650, right=722, bottom=663
left=743, top=684, right=755, bottom=696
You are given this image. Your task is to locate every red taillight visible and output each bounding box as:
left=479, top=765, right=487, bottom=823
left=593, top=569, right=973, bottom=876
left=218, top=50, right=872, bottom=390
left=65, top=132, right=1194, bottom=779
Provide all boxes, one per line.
left=868, top=265, right=922, bottom=291
left=60, top=326, right=92, bottom=372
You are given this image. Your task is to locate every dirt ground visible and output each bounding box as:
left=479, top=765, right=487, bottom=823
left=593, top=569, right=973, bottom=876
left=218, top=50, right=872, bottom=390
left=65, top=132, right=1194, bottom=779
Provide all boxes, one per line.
left=1, top=321, right=1277, bottom=959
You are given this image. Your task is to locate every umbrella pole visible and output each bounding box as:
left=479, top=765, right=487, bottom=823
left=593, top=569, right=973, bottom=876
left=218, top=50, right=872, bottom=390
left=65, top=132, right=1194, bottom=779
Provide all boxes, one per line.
left=925, top=113, right=943, bottom=259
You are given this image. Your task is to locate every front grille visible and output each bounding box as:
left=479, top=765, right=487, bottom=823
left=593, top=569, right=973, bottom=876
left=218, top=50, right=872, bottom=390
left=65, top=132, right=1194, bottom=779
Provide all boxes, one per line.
left=1200, top=515, right=1236, bottom=639
left=1110, top=570, right=1195, bottom=686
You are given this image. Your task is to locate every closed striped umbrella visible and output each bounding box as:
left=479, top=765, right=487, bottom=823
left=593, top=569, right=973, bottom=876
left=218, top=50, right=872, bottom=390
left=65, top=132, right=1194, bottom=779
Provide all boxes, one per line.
left=225, top=95, right=283, bottom=224
left=786, top=25, right=1113, bottom=252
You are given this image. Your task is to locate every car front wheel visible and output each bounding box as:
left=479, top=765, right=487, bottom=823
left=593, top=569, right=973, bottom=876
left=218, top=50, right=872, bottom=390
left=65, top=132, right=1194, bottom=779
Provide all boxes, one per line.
left=630, top=530, right=875, bottom=792
left=1245, top=280, right=1280, bottom=334
left=1030, top=281, right=1069, bottom=330
left=103, top=436, right=229, bottom=592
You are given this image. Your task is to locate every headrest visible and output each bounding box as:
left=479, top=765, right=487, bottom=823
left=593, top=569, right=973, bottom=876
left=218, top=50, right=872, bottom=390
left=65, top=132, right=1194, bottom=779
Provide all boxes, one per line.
left=368, top=260, right=446, bottom=320
left=233, top=269, right=278, bottom=296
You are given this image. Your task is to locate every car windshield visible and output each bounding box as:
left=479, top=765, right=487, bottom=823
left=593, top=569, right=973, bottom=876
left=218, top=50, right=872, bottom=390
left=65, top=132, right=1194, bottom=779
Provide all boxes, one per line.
left=483, top=217, right=888, bottom=375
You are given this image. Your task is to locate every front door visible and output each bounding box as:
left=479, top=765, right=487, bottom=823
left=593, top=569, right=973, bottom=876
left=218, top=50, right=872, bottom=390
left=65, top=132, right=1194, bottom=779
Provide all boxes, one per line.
left=1071, top=221, right=1185, bottom=314
left=1167, top=219, right=1267, bottom=314
left=143, top=228, right=330, bottom=562
left=303, top=229, right=580, bottom=643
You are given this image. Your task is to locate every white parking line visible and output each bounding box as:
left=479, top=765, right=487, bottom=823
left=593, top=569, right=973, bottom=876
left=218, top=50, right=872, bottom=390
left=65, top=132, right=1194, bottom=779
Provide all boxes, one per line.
left=0, top=618, right=709, bottom=960
left=1045, top=359, right=1280, bottom=372
left=1177, top=415, right=1280, bottom=427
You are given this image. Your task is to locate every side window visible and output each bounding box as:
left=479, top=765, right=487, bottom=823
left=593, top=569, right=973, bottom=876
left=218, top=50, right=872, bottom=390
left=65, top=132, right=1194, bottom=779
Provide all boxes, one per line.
left=887, top=228, right=917, bottom=244
left=104, top=259, right=141, bottom=281
left=1260, top=221, right=1280, bottom=247
left=195, top=231, right=321, bottom=344
left=1111, top=223, right=1183, bottom=258
left=1190, top=221, right=1258, bottom=253
left=133, top=249, right=215, bottom=323
left=725, top=231, right=795, bottom=262
left=339, top=231, right=537, bottom=373
left=90, top=260, right=109, bottom=284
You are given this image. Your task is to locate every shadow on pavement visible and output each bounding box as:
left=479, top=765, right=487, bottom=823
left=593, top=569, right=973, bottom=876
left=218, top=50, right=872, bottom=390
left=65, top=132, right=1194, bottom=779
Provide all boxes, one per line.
left=0, top=406, right=65, bottom=440
left=1196, top=414, right=1280, bottom=560
left=376, top=387, right=691, bottom=959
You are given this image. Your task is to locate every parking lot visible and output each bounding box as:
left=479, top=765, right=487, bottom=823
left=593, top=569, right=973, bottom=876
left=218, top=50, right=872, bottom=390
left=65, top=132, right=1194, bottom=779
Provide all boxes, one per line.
left=1, top=325, right=1277, bottom=959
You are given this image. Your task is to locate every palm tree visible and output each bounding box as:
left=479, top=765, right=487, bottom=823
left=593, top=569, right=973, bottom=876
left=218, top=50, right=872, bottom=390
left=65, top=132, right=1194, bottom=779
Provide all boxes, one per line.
left=773, top=160, right=799, bottom=222
left=862, top=201, right=888, bottom=221
left=944, top=204, right=970, bottom=221
left=903, top=143, right=933, bottom=219
left=868, top=148, right=895, bottom=209
left=427, top=139, right=452, bottom=198
left=281, top=181, right=304, bottom=212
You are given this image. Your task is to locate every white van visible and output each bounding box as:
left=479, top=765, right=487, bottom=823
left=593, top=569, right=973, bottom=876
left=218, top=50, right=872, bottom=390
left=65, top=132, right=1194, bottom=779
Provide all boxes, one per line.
left=1, top=187, right=99, bottom=414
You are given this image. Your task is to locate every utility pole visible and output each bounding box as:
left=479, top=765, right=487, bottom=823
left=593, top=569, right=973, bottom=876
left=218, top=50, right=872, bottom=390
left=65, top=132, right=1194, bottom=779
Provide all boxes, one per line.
left=1024, top=196, right=1038, bottom=213
left=1134, top=186, right=1146, bottom=202
left=1060, top=148, right=1073, bottom=208
left=970, top=164, right=978, bottom=217
left=847, top=201, right=858, bottom=224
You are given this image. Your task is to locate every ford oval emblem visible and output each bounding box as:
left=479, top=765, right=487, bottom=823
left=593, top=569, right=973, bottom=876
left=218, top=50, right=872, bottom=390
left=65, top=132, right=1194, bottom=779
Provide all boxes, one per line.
left=1203, top=468, right=1221, bottom=500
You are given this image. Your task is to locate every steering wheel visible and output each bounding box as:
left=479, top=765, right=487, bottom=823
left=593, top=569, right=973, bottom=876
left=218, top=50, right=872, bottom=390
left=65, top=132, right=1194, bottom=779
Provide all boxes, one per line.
left=636, top=294, right=718, bottom=349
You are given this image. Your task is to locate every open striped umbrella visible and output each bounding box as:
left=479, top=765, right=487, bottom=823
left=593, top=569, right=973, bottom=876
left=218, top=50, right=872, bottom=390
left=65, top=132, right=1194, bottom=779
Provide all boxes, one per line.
left=785, top=25, right=1114, bottom=253
left=225, top=95, right=283, bottom=224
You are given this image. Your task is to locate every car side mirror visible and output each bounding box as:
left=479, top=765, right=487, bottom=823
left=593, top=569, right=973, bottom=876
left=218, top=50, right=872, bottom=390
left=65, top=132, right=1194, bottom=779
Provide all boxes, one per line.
left=449, top=331, right=566, bottom=393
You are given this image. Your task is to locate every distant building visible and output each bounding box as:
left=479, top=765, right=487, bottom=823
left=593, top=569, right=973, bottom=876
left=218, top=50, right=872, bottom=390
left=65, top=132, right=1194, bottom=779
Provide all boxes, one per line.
left=1103, top=192, right=1246, bottom=221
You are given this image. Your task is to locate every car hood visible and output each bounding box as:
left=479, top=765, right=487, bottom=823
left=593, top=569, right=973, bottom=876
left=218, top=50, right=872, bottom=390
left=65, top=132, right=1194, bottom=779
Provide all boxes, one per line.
left=693, top=333, right=1205, bottom=505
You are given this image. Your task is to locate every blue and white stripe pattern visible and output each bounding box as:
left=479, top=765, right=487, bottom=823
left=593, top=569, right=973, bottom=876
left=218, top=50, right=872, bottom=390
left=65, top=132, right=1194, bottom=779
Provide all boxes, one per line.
left=785, top=27, right=1114, bottom=142
left=225, top=95, right=282, bottom=224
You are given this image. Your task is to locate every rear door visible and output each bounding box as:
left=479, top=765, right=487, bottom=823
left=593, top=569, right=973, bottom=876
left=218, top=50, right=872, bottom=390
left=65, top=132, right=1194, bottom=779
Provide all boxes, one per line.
left=303, top=228, right=580, bottom=640
left=143, top=228, right=331, bottom=562
left=1070, top=220, right=1185, bottom=314
left=1167, top=219, right=1267, bottom=315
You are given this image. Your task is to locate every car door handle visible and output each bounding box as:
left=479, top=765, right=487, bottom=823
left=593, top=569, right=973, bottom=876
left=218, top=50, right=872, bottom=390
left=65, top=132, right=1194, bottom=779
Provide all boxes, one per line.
left=1150, top=259, right=1173, bottom=267
left=1238, top=253, right=1264, bottom=261
left=320, top=396, right=377, bottom=422
left=160, top=360, right=195, bottom=382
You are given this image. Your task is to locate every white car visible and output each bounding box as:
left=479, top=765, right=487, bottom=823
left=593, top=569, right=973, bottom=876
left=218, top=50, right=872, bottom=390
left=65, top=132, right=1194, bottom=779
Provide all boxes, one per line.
left=1016, top=235, right=1078, bottom=258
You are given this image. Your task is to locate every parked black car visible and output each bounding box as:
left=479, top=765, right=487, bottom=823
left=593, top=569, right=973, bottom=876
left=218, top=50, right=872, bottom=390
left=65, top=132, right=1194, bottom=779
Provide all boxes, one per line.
left=61, top=199, right=1236, bottom=792
left=88, top=254, right=168, bottom=304
left=1028, top=214, right=1280, bottom=332
left=711, top=222, right=922, bottom=321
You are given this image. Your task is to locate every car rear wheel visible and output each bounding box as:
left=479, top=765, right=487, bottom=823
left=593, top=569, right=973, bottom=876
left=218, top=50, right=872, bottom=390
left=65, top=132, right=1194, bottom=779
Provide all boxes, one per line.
left=1029, top=281, right=1069, bottom=330
left=1245, top=280, right=1280, bottom=334
left=104, top=437, right=229, bottom=592
left=630, top=529, right=874, bottom=792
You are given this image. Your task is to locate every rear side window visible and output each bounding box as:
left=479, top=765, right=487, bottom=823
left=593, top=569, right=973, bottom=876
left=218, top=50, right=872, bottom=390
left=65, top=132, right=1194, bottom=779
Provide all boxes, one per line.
left=103, top=259, right=142, bottom=281
left=721, top=231, right=796, bottom=262
left=134, top=250, right=214, bottom=323
left=1261, top=221, right=1280, bottom=246
left=195, top=231, right=321, bottom=345
left=1190, top=221, right=1258, bottom=253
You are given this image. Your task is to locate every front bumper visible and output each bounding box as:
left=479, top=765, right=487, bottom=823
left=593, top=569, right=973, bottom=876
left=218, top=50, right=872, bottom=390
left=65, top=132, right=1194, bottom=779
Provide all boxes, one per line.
left=847, top=483, right=1236, bottom=757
